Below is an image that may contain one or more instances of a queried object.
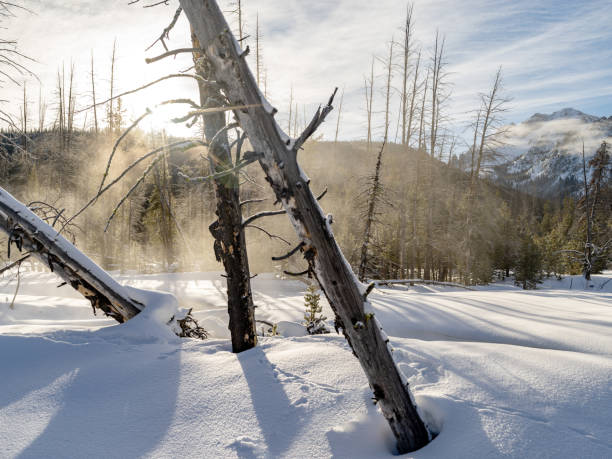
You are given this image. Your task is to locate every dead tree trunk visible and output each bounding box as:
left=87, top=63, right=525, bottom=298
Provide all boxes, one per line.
left=383, top=40, right=394, bottom=143
left=181, top=0, right=430, bottom=452
left=108, top=39, right=117, bottom=133
left=401, top=3, right=414, bottom=146
left=364, top=56, right=374, bottom=150
left=192, top=34, right=257, bottom=353
left=21, top=82, right=27, bottom=155
left=91, top=50, right=99, bottom=135
left=582, top=143, right=592, bottom=280
left=334, top=87, right=344, bottom=144
left=358, top=141, right=385, bottom=282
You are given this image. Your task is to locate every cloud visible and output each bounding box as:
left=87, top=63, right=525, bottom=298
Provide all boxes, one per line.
left=501, top=117, right=612, bottom=158
left=2, top=0, right=611, bottom=144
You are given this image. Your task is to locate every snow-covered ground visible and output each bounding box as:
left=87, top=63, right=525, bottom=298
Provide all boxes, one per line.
left=1, top=270, right=611, bottom=458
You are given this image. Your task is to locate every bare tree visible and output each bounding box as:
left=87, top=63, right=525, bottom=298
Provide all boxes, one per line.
left=237, top=0, right=244, bottom=41
left=417, top=68, right=428, bottom=150
left=0, top=2, right=35, bottom=97
left=429, top=31, right=445, bottom=158
left=406, top=49, right=421, bottom=147
left=66, top=61, right=75, bottom=149
left=55, top=66, right=65, bottom=149
left=400, top=3, right=414, bottom=146
left=383, top=39, right=394, bottom=143
left=37, top=84, right=46, bottom=132
left=364, top=56, right=375, bottom=149
left=358, top=141, right=386, bottom=281
left=471, top=66, right=509, bottom=183
left=20, top=81, right=27, bottom=153
left=287, top=84, right=293, bottom=136
left=464, top=67, right=509, bottom=283
left=582, top=142, right=593, bottom=280
left=357, top=39, right=396, bottom=280
left=334, top=86, right=344, bottom=144
left=108, top=39, right=117, bottom=133
left=255, top=12, right=262, bottom=86
left=424, top=32, right=448, bottom=280
left=181, top=0, right=431, bottom=452
left=90, top=50, right=99, bottom=134
left=191, top=32, right=257, bottom=352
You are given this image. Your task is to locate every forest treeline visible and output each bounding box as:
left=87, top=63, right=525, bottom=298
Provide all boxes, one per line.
left=1, top=1, right=609, bottom=288
left=1, top=129, right=609, bottom=287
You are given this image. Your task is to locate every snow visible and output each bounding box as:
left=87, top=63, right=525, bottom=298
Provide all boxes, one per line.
left=527, top=108, right=602, bottom=124
left=1, top=270, right=611, bottom=458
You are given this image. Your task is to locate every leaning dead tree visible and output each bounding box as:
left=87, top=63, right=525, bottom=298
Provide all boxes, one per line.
left=180, top=0, right=430, bottom=452
left=0, top=186, right=205, bottom=338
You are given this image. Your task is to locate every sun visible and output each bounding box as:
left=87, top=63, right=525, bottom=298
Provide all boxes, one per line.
left=125, top=94, right=199, bottom=139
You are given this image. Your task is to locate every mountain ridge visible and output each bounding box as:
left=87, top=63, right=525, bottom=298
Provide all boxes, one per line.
left=484, top=108, right=611, bottom=198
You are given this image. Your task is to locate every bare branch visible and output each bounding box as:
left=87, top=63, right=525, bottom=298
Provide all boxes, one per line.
left=272, top=242, right=305, bottom=261
left=0, top=252, right=31, bottom=276
left=171, top=103, right=262, bottom=124
left=178, top=152, right=263, bottom=183
left=242, top=187, right=328, bottom=228
left=293, top=87, right=338, bottom=151
left=242, top=209, right=285, bottom=228
left=240, top=198, right=266, bottom=207
left=63, top=140, right=199, bottom=230
left=104, top=155, right=163, bottom=232
left=145, top=47, right=201, bottom=64
left=76, top=74, right=214, bottom=113
left=245, top=224, right=291, bottom=245
left=98, top=108, right=152, bottom=194
left=283, top=269, right=310, bottom=277
left=146, top=6, right=183, bottom=52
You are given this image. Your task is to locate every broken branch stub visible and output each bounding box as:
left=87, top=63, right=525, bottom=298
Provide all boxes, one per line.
left=180, top=0, right=430, bottom=452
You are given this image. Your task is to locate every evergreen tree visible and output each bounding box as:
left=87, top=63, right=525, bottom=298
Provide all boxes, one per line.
left=514, top=233, right=542, bottom=289
left=303, top=284, right=329, bottom=335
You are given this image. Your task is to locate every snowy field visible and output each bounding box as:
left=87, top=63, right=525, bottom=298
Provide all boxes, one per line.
left=1, top=270, right=611, bottom=458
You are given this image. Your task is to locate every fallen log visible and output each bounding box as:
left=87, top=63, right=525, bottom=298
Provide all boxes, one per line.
left=0, top=186, right=205, bottom=338
left=374, top=279, right=475, bottom=290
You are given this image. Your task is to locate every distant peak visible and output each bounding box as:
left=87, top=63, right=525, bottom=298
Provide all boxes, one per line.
left=526, top=108, right=600, bottom=123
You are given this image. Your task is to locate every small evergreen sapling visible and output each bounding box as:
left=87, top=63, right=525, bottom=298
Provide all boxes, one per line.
left=303, top=284, right=329, bottom=335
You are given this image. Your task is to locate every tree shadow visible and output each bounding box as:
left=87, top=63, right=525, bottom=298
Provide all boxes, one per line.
left=237, top=345, right=305, bottom=458
left=4, top=331, right=182, bottom=459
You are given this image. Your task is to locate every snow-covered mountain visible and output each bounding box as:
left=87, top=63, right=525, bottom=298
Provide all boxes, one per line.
left=487, top=108, right=612, bottom=197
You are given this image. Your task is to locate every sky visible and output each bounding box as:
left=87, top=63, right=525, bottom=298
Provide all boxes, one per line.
left=2, top=0, right=612, bottom=147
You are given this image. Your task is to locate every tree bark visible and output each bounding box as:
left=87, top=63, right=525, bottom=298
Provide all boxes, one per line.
left=192, top=34, right=257, bottom=353
left=181, top=0, right=430, bottom=452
